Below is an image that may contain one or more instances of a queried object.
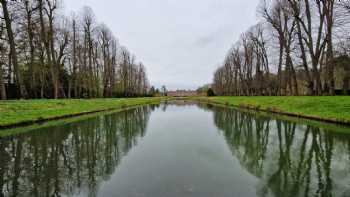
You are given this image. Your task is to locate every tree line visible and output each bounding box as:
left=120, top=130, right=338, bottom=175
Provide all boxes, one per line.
left=213, top=0, right=350, bottom=96
left=0, top=0, right=150, bottom=99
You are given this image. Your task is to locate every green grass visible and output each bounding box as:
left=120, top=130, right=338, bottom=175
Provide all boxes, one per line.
left=0, top=108, right=139, bottom=137
left=0, top=97, right=163, bottom=128
left=198, top=96, right=350, bottom=125
left=1, top=96, right=349, bottom=134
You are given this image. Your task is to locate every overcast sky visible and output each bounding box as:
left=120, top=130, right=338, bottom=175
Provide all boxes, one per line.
left=64, top=0, right=260, bottom=90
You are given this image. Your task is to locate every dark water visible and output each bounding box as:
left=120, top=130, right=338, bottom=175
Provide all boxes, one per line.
left=0, top=101, right=349, bottom=197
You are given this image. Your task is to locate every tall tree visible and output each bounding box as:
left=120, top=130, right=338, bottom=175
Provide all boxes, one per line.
left=1, top=0, right=27, bottom=98
left=288, top=0, right=327, bottom=95
left=261, top=0, right=298, bottom=95
left=0, top=20, right=6, bottom=100
left=323, top=0, right=336, bottom=95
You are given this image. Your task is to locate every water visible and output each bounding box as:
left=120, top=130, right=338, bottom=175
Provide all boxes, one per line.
left=0, top=101, right=349, bottom=197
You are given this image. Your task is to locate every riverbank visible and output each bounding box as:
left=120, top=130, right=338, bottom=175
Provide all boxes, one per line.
left=0, top=98, right=163, bottom=129
left=196, top=96, right=350, bottom=126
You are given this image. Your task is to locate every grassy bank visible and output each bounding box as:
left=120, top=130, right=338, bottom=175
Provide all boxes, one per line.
left=0, top=97, right=163, bottom=128
left=198, top=96, right=350, bottom=125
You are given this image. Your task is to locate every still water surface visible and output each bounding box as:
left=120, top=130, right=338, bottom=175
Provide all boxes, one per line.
left=0, top=101, right=349, bottom=197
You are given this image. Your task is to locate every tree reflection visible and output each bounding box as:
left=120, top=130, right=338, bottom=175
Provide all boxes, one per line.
left=0, top=106, right=153, bottom=197
left=210, top=106, right=350, bottom=197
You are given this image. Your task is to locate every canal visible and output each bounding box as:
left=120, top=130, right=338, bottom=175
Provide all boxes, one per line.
left=0, top=101, right=349, bottom=197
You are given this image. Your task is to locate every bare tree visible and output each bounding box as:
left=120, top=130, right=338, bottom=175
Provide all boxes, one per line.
left=288, top=0, right=328, bottom=95
left=1, top=0, right=27, bottom=98
left=0, top=20, right=6, bottom=100
left=261, top=0, right=298, bottom=95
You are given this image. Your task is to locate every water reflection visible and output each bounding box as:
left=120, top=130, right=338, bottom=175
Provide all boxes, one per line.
left=0, top=106, right=153, bottom=197
left=208, top=105, right=350, bottom=197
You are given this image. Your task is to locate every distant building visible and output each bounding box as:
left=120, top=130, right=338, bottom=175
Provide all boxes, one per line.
left=294, top=55, right=350, bottom=95
left=167, top=90, right=199, bottom=97
left=333, top=55, right=350, bottom=95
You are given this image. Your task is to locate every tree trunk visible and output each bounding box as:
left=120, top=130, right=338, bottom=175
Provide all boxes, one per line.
left=25, top=1, right=36, bottom=98
left=38, top=0, right=59, bottom=99
left=72, top=20, right=78, bottom=98
left=295, top=20, right=313, bottom=95
left=343, top=77, right=349, bottom=95
left=38, top=0, right=52, bottom=97
left=49, top=17, right=59, bottom=99
left=0, top=66, right=6, bottom=100
left=285, top=47, right=299, bottom=95
left=1, top=0, right=27, bottom=98
left=277, top=39, right=284, bottom=96
left=325, top=1, right=335, bottom=95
